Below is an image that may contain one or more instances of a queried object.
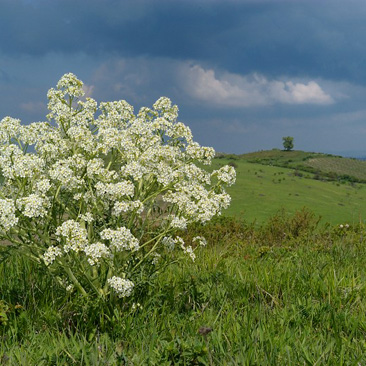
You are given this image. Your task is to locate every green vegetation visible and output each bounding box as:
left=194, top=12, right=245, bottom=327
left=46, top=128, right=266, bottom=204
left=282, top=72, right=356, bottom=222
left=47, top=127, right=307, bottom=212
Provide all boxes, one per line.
left=213, top=156, right=366, bottom=225
left=238, top=149, right=366, bottom=183
left=282, top=136, right=294, bottom=151
left=305, top=156, right=366, bottom=182
left=3, top=149, right=366, bottom=364
left=2, top=213, right=366, bottom=364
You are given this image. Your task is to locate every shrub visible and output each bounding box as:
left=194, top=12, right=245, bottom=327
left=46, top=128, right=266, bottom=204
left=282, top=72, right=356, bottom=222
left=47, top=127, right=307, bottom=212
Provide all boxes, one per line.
left=258, top=208, right=321, bottom=245
left=0, top=73, right=235, bottom=314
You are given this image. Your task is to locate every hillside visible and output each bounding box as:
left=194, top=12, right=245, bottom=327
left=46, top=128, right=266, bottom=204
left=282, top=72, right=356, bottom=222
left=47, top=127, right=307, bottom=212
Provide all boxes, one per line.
left=235, top=149, right=366, bottom=183
left=213, top=153, right=366, bottom=225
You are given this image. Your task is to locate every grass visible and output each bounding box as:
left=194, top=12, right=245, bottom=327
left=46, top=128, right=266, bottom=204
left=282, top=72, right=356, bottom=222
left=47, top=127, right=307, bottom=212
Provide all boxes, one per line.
left=2, top=215, right=366, bottom=364
left=212, top=157, right=366, bottom=225
left=3, top=150, right=366, bottom=364
left=237, top=149, right=366, bottom=183
left=305, top=156, right=366, bottom=182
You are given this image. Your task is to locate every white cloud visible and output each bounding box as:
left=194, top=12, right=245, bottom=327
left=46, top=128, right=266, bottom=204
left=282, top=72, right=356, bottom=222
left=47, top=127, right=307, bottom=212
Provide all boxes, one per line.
left=184, top=65, right=334, bottom=107
left=20, top=101, right=46, bottom=114
left=82, top=84, right=95, bottom=98
left=87, top=58, right=345, bottom=111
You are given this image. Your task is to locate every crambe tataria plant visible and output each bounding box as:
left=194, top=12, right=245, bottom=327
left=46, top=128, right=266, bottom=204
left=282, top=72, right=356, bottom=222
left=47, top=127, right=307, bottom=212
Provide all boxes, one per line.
left=0, top=73, right=235, bottom=305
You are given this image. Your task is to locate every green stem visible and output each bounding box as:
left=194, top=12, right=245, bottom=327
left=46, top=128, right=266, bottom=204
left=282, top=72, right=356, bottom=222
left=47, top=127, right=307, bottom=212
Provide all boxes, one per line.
left=132, top=230, right=172, bottom=271
left=64, top=266, right=88, bottom=297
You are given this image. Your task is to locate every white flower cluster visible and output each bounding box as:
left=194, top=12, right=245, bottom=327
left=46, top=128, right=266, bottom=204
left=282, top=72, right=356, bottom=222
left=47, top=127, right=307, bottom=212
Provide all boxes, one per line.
left=43, top=245, right=63, bottom=266
left=79, top=212, right=94, bottom=223
left=120, top=162, right=148, bottom=180
left=107, top=276, right=134, bottom=298
left=162, top=236, right=176, bottom=251
left=163, top=183, right=231, bottom=223
left=100, top=227, right=140, bottom=252
left=169, top=215, right=187, bottom=229
left=213, top=165, right=236, bottom=186
left=192, top=236, right=207, bottom=247
left=182, top=245, right=196, bottom=262
left=0, top=144, right=45, bottom=180
left=55, top=220, right=88, bottom=253
left=162, top=235, right=195, bottom=260
left=0, top=73, right=235, bottom=300
left=95, top=181, right=134, bottom=200
left=84, top=242, right=112, bottom=266
left=0, top=199, right=18, bottom=232
left=173, top=236, right=196, bottom=262
left=113, top=200, right=144, bottom=215
left=35, top=179, right=51, bottom=194
left=17, top=194, right=49, bottom=218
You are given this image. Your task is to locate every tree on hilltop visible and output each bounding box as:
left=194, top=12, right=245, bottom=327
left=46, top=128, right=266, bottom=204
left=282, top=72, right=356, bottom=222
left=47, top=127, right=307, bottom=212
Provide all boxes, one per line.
left=282, top=136, right=294, bottom=151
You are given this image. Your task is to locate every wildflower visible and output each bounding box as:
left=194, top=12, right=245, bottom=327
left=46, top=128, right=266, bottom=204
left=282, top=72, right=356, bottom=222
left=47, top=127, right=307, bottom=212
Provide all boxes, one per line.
left=183, top=245, right=196, bottom=262
left=17, top=194, right=49, bottom=218
left=151, top=252, right=161, bottom=265
left=43, top=246, right=63, bottom=265
left=0, top=199, right=18, bottom=232
left=55, top=220, right=88, bottom=252
left=169, top=216, right=187, bottom=229
left=101, top=227, right=140, bottom=252
left=162, top=236, right=175, bottom=251
left=84, top=242, right=112, bottom=265
left=193, top=236, right=207, bottom=247
left=107, top=276, right=134, bottom=298
left=0, top=73, right=234, bottom=303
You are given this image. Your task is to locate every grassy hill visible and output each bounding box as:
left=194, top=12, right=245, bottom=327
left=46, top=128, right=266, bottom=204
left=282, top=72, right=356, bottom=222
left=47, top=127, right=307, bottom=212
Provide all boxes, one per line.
left=213, top=152, right=366, bottom=225
left=236, top=149, right=366, bottom=183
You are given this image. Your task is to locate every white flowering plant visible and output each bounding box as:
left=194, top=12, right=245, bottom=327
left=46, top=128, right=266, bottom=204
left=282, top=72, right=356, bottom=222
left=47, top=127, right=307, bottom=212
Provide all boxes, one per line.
left=0, top=73, right=235, bottom=307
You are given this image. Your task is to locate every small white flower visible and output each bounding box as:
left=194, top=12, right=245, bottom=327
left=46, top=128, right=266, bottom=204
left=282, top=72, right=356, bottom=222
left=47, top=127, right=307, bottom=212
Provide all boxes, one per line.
left=192, top=236, right=207, bottom=247
left=43, top=246, right=63, bottom=266
left=162, top=236, right=175, bottom=251
left=84, top=242, right=112, bottom=266
left=183, top=245, right=196, bottom=262
left=66, top=284, right=74, bottom=292
left=0, top=199, right=18, bottom=232
left=107, top=276, right=134, bottom=298
left=131, top=302, right=142, bottom=310
left=101, top=227, right=140, bottom=252
left=170, top=216, right=187, bottom=229
left=151, top=252, right=161, bottom=265
left=79, top=212, right=94, bottom=223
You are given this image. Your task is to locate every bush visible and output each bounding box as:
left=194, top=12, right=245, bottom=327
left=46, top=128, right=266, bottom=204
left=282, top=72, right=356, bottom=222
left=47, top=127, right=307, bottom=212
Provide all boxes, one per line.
left=258, top=208, right=321, bottom=245
left=0, top=73, right=235, bottom=317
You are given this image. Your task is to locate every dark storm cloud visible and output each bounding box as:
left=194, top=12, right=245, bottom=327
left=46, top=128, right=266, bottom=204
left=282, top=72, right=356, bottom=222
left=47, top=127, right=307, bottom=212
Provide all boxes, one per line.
left=2, top=0, right=366, bottom=83
left=1, top=0, right=366, bottom=155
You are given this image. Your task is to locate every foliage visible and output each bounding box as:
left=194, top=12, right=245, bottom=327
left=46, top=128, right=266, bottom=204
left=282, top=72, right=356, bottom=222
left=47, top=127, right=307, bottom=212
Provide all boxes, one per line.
left=282, top=136, right=294, bottom=151
left=240, top=149, right=366, bottom=183
left=0, top=73, right=235, bottom=314
left=210, top=157, right=366, bottom=225
left=2, top=211, right=366, bottom=364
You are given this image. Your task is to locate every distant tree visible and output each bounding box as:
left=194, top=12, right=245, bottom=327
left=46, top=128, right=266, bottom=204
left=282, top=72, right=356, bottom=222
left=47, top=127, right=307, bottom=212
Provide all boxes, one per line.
left=282, top=136, right=294, bottom=151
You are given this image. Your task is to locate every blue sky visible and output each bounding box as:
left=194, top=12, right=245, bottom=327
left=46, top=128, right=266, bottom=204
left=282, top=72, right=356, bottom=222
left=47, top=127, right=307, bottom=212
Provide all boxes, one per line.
left=1, top=0, right=366, bottom=156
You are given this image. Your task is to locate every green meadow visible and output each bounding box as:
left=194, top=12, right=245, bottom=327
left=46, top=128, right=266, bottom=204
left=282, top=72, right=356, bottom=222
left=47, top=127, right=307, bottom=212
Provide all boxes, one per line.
left=3, top=150, right=366, bottom=364
left=213, top=153, right=366, bottom=225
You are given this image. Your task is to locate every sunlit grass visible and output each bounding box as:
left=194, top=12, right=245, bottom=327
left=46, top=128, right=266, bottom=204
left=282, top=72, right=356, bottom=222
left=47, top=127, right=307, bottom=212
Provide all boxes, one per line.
left=211, top=157, right=366, bottom=225
left=2, top=215, right=366, bottom=364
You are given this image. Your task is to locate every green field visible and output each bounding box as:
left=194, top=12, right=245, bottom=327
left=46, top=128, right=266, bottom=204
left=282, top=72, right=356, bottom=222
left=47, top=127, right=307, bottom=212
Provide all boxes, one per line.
left=2, top=218, right=366, bottom=364
left=3, top=150, right=366, bottom=364
left=213, top=156, right=366, bottom=225
left=305, top=156, right=366, bottom=181
left=237, top=149, right=366, bottom=182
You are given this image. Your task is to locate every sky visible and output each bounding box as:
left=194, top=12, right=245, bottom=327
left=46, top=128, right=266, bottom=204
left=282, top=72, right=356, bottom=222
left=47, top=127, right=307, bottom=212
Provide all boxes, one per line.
left=1, top=0, right=366, bottom=156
